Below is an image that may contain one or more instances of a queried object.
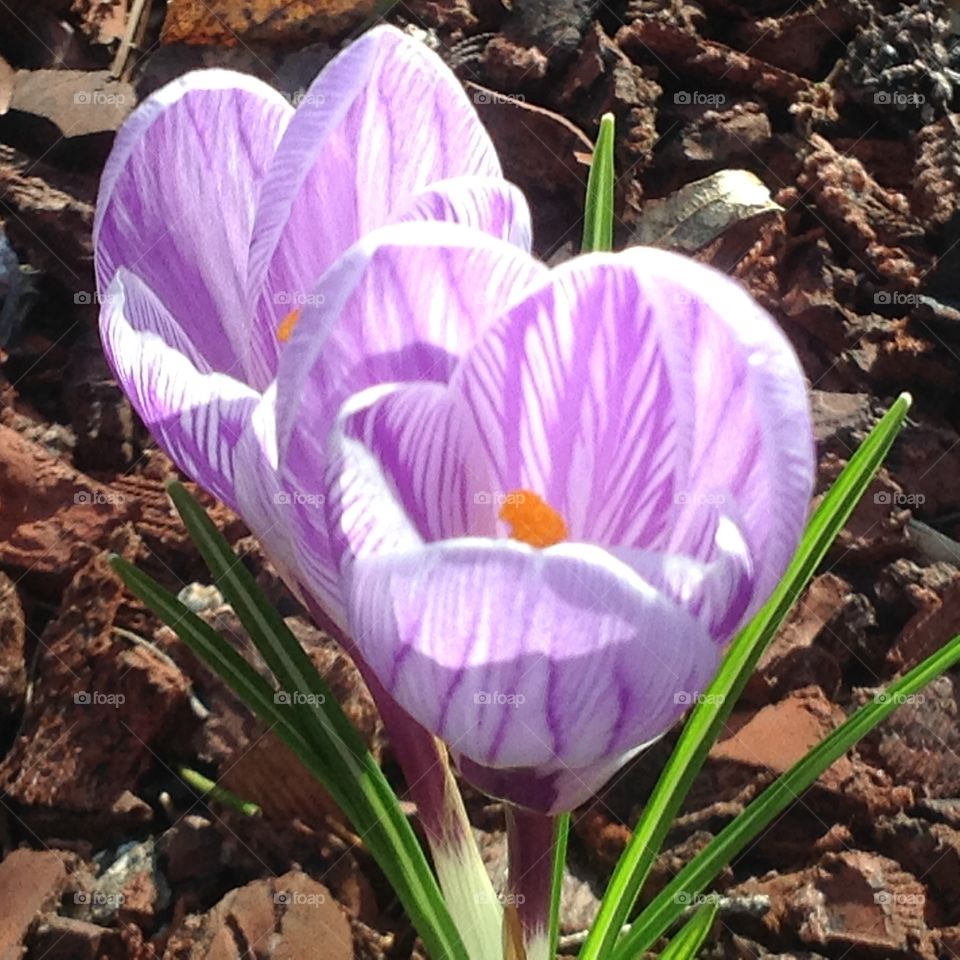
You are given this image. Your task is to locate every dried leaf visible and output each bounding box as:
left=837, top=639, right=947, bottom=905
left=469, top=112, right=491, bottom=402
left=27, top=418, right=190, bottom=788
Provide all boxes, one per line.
left=629, top=169, right=782, bottom=252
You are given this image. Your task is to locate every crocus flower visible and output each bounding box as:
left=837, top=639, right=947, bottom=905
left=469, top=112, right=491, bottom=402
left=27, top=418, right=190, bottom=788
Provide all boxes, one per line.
left=94, top=23, right=531, bottom=584
left=95, top=29, right=530, bottom=958
left=271, top=222, right=815, bottom=815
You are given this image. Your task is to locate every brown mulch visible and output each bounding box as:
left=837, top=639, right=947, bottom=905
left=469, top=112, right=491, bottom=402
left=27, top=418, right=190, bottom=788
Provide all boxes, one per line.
left=1, top=0, right=960, bottom=957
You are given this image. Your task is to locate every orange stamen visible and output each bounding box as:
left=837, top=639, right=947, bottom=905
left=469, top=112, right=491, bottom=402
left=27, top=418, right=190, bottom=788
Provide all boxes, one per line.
left=276, top=307, right=302, bottom=343
left=498, top=489, right=568, bottom=548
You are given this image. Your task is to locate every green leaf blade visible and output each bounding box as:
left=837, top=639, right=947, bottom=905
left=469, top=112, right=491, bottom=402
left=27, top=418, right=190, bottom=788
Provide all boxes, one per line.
left=582, top=113, right=616, bottom=253
left=657, top=902, right=717, bottom=960
left=112, top=510, right=467, bottom=960
left=616, top=629, right=960, bottom=959
left=580, top=393, right=912, bottom=960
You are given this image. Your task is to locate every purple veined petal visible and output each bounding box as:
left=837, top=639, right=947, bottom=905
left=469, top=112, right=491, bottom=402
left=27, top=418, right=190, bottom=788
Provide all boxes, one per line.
left=393, top=176, right=533, bottom=252
left=94, top=70, right=291, bottom=387
left=457, top=750, right=641, bottom=815
left=330, top=380, right=498, bottom=554
left=275, top=221, right=547, bottom=461
left=610, top=512, right=755, bottom=642
left=452, top=250, right=813, bottom=606
left=247, top=25, right=503, bottom=383
left=235, top=383, right=352, bottom=631
left=637, top=250, right=815, bottom=605
left=295, top=385, right=428, bottom=599
left=345, top=537, right=720, bottom=781
left=99, top=270, right=260, bottom=509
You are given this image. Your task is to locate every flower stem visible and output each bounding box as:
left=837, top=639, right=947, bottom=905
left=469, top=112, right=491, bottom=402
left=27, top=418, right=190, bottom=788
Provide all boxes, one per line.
left=305, top=600, right=501, bottom=959
left=505, top=806, right=558, bottom=960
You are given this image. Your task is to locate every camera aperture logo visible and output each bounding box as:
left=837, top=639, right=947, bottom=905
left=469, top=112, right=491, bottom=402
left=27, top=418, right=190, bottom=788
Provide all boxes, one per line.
left=74, top=691, right=125, bottom=707
left=674, top=691, right=725, bottom=706
left=274, top=890, right=326, bottom=906
left=474, top=691, right=525, bottom=707
left=274, top=690, right=326, bottom=706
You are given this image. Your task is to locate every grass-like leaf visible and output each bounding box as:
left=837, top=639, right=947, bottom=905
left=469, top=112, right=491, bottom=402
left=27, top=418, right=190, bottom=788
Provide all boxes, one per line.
left=580, top=392, right=912, bottom=960
left=615, top=628, right=960, bottom=957
left=657, top=903, right=717, bottom=960
left=112, top=523, right=466, bottom=960
left=581, top=112, right=615, bottom=253
left=548, top=813, right=571, bottom=960
left=179, top=766, right=262, bottom=817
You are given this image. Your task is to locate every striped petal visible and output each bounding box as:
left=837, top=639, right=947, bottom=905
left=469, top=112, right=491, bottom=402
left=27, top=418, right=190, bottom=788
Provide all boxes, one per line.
left=395, top=177, right=533, bottom=252
left=248, top=25, right=504, bottom=387
left=276, top=221, right=545, bottom=468
left=453, top=249, right=814, bottom=614
left=99, top=271, right=261, bottom=509
left=275, top=225, right=544, bottom=606
left=94, top=70, right=291, bottom=386
left=346, top=538, right=720, bottom=812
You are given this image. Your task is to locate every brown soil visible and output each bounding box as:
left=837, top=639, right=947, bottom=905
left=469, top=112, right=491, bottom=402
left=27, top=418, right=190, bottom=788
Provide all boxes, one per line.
left=1, top=0, right=959, bottom=957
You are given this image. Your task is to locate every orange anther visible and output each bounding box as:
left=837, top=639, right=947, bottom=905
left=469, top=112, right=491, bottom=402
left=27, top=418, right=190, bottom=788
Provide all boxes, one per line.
left=277, top=307, right=301, bottom=343
left=498, top=489, right=568, bottom=549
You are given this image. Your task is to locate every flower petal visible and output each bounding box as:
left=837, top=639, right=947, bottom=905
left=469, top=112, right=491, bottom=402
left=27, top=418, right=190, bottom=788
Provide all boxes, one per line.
left=247, top=25, right=503, bottom=383
left=276, top=222, right=546, bottom=460
left=274, top=225, right=544, bottom=607
left=100, top=271, right=261, bottom=508
left=346, top=539, right=719, bottom=780
left=453, top=249, right=813, bottom=609
left=332, top=381, right=497, bottom=550
left=94, top=71, right=291, bottom=385
left=395, top=176, right=533, bottom=252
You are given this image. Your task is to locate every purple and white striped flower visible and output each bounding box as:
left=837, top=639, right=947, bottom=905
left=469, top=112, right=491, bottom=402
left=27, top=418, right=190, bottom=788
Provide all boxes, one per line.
left=94, top=23, right=531, bottom=589
left=273, top=222, right=815, bottom=814
left=94, top=29, right=530, bottom=958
